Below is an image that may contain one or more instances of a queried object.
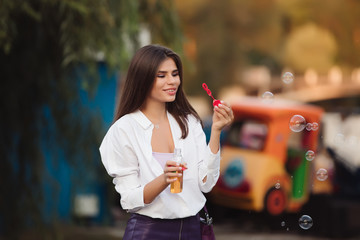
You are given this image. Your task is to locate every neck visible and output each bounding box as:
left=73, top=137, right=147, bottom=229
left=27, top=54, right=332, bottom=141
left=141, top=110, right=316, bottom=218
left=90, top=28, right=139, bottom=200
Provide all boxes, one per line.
left=140, top=100, right=167, bottom=123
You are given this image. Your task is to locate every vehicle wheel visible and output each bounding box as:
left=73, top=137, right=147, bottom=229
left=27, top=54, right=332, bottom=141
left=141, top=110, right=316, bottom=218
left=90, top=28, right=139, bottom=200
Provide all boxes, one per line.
left=264, top=187, right=287, bottom=216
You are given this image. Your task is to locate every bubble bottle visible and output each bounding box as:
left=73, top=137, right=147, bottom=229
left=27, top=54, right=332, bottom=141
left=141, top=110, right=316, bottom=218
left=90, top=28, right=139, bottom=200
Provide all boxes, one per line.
left=170, top=148, right=184, bottom=193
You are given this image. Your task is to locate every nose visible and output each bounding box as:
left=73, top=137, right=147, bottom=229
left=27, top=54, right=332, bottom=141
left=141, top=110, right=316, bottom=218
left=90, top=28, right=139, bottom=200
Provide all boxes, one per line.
left=167, top=74, right=178, bottom=85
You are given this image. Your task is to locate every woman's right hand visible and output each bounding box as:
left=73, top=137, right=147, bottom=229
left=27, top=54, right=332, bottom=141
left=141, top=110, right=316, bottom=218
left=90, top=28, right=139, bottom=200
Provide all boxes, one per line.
left=164, top=160, right=183, bottom=184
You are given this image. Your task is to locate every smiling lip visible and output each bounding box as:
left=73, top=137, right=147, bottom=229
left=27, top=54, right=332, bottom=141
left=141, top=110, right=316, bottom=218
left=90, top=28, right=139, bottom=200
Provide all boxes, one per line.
left=164, top=88, right=177, bottom=95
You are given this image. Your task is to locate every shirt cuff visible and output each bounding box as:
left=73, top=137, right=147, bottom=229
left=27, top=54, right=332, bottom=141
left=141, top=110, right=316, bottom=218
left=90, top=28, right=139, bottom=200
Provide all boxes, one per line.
left=119, top=185, right=145, bottom=210
left=207, top=145, right=220, bottom=170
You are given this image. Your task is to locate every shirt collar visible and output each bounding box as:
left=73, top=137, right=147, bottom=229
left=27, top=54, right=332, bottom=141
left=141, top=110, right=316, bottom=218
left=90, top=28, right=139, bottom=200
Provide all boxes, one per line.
left=130, top=110, right=180, bottom=135
left=130, top=110, right=153, bottom=130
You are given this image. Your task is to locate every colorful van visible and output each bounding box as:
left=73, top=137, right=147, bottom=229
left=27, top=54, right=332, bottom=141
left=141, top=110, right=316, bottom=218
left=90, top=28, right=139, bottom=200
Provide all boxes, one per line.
left=209, top=97, right=324, bottom=216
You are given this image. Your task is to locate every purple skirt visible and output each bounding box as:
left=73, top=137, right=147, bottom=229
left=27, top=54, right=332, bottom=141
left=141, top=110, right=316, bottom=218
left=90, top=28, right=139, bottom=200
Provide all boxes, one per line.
left=123, top=213, right=202, bottom=240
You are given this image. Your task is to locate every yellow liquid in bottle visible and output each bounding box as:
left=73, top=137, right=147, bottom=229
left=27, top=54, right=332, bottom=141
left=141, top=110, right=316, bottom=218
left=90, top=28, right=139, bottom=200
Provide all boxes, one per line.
left=170, top=166, right=183, bottom=193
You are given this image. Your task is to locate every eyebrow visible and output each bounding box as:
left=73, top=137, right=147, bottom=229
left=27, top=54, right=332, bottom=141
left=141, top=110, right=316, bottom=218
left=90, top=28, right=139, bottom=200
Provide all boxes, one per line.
left=157, top=69, right=178, bottom=73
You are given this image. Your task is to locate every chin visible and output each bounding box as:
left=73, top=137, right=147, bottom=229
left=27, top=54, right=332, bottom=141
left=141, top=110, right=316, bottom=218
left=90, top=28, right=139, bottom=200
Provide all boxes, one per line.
left=164, top=94, right=176, bottom=101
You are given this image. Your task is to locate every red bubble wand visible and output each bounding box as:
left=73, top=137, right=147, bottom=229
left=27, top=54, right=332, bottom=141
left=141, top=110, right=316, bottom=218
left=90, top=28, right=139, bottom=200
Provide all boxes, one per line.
left=202, top=83, right=221, bottom=107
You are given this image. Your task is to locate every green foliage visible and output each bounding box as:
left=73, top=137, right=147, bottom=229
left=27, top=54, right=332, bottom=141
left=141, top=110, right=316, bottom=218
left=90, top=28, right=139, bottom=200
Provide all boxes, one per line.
left=0, top=0, right=182, bottom=239
left=139, top=0, right=183, bottom=52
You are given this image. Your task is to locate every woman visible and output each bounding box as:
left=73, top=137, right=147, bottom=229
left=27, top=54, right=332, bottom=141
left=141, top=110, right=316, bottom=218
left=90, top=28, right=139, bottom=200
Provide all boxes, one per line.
left=99, top=44, right=233, bottom=239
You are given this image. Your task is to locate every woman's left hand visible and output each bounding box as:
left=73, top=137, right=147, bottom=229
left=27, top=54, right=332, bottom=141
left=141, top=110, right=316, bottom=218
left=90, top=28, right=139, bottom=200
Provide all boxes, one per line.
left=212, top=101, right=234, bottom=131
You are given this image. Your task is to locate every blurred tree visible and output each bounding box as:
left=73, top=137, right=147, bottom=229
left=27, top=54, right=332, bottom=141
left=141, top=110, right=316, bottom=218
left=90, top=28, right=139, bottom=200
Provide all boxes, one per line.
left=0, top=0, right=182, bottom=239
left=139, top=0, right=183, bottom=52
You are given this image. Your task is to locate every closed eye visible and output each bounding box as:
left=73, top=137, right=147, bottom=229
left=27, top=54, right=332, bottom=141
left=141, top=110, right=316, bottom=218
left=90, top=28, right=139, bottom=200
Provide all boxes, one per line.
left=172, top=70, right=179, bottom=77
left=157, top=70, right=179, bottom=78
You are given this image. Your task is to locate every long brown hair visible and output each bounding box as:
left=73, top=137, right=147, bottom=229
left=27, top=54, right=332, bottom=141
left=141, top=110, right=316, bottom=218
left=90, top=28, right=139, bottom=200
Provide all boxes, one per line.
left=113, top=44, right=201, bottom=139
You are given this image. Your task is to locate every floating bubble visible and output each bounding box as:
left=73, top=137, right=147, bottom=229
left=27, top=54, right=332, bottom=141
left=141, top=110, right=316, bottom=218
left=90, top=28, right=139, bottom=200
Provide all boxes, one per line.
left=334, top=133, right=345, bottom=145
left=281, top=221, right=286, bottom=227
left=262, top=91, right=274, bottom=103
left=306, top=123, right=312, bottom=131
left=346, top=136, right=358, bottom=146
left=282, top=72, right=294, bottom=84
left=316, top=168, right=328, bottom=181
left=311, top=122, right=319, bottom=131
left=289, top=115, right=306, bottom=132
left=275, top=182, right=281, bottom=189
left=305, top=150, right=315, bottom=161
left=299, top=215, right=313, bottom=230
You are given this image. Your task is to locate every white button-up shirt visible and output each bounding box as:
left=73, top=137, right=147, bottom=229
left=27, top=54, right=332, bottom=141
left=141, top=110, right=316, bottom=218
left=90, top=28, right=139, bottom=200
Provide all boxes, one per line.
left=99, top=110, right=220, bottom=219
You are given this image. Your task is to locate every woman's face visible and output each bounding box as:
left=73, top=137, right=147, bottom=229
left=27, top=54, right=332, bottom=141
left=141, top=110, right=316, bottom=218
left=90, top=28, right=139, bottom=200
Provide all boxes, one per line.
left=148, top=57, right=181, bottom=104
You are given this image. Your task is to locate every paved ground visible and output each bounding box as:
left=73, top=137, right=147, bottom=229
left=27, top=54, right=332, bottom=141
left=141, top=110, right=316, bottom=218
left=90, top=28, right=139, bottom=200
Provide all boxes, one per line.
left=51, top=210, right=358, bottom=240
left=207, top=194, right=360, bottom=240
left=68, top=199, right=360, bottom=240
left=5, top=196, right=360, bottom=240
left=51, top=223, right=359, bottom=240
left=213, top=221, right=347, bottom=240
left=8, top=220, right=359, bottom=240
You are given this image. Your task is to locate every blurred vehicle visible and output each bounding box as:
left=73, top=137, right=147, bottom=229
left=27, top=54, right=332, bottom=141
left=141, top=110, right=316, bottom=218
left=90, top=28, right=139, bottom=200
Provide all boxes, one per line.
left=209, top=97, right=324, bottom=216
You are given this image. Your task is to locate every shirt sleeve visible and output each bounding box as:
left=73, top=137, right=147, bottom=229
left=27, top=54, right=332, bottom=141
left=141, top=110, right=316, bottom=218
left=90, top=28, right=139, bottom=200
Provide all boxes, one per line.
left=99, top=124, right=145, bottom=211
left=192, top=117, right=221, bottom=193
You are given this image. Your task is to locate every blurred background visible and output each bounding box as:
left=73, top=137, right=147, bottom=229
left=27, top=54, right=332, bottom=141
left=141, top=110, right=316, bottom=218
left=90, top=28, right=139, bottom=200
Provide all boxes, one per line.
left=1, top=0, right=360, bottom=239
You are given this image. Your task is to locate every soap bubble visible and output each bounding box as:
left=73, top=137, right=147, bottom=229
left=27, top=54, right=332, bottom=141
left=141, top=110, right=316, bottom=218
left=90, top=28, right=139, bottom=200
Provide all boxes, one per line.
left=311, top=122, right=319, bottom=131
left=346, top=136, right=358, bottom=146
left=316, top=168, right=328, bottom=181
left=275, top=182, right=281, bottom=189
left=299, top=215, right=313, bottom=230
left=306, top=123, right=312, bottom=131
left=289, top=115, right=306, bottom=132
left=281, top=221, right=286, bottom=227
left=334, top=133, right=345, bottom=145
left=305, top=150, right=315, bottom=161
left=262, top=91, right=274, bottom=103
left=282, top=72, right=294, bottom=84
